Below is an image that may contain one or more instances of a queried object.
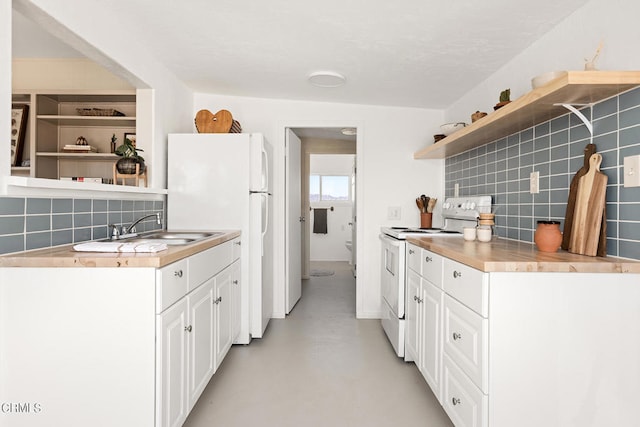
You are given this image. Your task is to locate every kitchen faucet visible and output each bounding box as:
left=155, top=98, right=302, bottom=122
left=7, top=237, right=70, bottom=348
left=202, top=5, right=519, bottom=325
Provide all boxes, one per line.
left=109, top=212, right=163, bottom=240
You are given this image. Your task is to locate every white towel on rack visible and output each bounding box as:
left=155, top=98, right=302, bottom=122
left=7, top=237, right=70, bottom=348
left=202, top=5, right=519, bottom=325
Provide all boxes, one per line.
left=73, top=241, right=168, bottom=253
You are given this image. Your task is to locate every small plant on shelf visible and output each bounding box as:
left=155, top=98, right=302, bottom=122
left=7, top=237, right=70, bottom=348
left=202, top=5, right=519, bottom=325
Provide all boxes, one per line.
left=115, top=137, right=145, bottom=174
left=494, top=88, right=511, bottom=110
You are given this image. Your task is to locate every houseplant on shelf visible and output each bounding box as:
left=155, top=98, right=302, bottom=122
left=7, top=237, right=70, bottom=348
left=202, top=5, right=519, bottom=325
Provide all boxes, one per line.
left=494, top=88, right=511, bottom=110
left=114, top=137, right=145, bottom=174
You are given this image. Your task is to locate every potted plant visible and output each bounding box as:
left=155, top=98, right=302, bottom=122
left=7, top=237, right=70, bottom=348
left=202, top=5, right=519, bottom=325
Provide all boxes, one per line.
left=115, top=137, right=145, bottom=175
left=494, top=88, right=511, bottom=110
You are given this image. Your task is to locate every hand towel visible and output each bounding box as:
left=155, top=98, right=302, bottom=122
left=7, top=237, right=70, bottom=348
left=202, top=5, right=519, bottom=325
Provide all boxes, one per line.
left=73, top=241, right=168, bottom=253
left=313, top=208, right=328, bottom=234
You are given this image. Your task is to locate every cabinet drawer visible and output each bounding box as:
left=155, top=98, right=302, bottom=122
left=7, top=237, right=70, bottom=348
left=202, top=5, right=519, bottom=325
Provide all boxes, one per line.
left=422, top=250, right=443, bottom=288
left=443, top=258, right=488, bottom=317
left=156, top=259, right=189, bottom=313
left=442, top=353, right=488, bottom=427
left=443, top=295, right=488, bottom=393
left=407, top=243, right=422, bottom=274
left=189, top=241, right=233, bottom=290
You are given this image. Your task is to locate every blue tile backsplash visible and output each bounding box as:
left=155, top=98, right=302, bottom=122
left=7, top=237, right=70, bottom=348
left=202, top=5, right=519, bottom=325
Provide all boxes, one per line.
left=0, top=197, right=164, bottom=255
left=445, top=87, right=640, bottom=261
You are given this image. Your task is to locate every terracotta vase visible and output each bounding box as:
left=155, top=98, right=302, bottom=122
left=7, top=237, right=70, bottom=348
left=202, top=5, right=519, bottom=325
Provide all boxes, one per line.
left=534, top=221, right=562, bottom=252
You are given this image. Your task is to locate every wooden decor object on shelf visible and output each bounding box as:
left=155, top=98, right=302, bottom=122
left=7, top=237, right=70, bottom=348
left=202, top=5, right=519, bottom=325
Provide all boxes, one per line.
left=113, top=163, right=147, bottom=187
left=195, top=109, right=233, bottom=133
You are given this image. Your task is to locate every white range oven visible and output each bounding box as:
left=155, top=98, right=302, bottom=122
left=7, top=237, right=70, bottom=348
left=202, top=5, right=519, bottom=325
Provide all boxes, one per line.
left=379, top=196, right=492, bottom=358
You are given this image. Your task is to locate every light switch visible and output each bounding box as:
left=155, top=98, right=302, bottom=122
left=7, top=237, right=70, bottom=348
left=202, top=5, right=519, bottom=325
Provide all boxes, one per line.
left=624, top=155, right=640, bottom=187
left=530, top=171, right=540, bottom=194
left=388, top=206, right=401, bottom=220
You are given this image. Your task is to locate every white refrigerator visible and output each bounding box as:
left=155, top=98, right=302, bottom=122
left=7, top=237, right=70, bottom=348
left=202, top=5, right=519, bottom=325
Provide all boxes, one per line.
left=167, top=133, right=274, bottom=343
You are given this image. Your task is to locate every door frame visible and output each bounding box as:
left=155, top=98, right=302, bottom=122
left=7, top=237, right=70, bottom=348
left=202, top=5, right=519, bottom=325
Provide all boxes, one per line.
left=277, top=120, right=363, bottom=318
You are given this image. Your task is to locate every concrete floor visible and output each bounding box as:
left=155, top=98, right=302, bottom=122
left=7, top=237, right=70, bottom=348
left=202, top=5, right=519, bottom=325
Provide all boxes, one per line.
left=184, top=261, right=453, bottom=427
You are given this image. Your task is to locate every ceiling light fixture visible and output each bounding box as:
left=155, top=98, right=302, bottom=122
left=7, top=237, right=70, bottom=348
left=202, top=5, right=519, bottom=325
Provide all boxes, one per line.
left=341, top=128, right=357, bottom=136
left=308, top=71, right=346, bottom=88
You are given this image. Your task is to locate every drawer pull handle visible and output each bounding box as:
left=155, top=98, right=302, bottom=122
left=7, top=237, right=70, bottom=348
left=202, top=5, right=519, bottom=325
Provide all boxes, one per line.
left=214, top=296, right=222, bottom=304
left=452, top=397, right=461, bottom=406
left=409, top=249, right=414, bottom=254
left=174, top=270, right=183, bottom=278
left=184, top=325, right=192, bottom=332
left=452, top=332, right=462, bottom=341
left=453, top=270, right=462, bottom=279
left=415, top=296, right=423, bottom=304
left=233, top=280, right=239, bottom=285
left=235, top=241, right=241, bottom=246
left=425, top=256, right=432, bottom=262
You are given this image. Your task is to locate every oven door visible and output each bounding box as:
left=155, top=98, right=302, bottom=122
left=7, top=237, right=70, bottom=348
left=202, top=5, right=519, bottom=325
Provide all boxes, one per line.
left=379, top=234, right=405, bottom=318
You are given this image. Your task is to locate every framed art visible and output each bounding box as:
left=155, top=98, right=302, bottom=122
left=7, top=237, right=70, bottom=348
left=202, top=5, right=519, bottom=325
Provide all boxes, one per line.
left=124, top=132, right=137, bottom=148
left=11, top=104, right=29, bottom=167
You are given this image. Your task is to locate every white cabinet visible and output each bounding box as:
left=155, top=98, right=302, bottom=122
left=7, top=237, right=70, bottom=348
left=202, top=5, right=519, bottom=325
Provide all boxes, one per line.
left=157, top=297, right=189, bottom=427
left=406, top=243, right=444, bottom=403
left=156, top=238, right=241, bottom=426
left=0, top=237, right=241, bottom=427
left=405, top=245, right=640, bottom=427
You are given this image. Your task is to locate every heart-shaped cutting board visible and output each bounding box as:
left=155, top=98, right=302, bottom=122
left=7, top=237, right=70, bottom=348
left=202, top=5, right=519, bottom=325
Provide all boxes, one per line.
left=194, top=109, right=233, bottom=133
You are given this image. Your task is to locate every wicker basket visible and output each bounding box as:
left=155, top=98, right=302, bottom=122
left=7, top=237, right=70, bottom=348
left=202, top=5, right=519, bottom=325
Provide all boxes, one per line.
left=76, top=108, right=125, bottom=117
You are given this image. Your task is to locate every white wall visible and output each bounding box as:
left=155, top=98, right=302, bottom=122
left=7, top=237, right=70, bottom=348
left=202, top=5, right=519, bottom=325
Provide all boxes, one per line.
left=1, top=0, right=12, bottom=181
left=446, top=0, right=640, bottom=122
left=194, top=92, right=445, bottom=318
left=309, top=154, right=354, bottom=262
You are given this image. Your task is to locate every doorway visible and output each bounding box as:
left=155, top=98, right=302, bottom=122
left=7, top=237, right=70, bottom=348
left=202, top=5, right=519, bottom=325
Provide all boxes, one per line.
left=285, top=127, right=357, bottom=315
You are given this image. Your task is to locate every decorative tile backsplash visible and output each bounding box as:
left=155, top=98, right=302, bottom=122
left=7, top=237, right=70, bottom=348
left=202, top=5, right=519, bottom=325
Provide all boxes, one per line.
left=0, top=197, right=164, bottom=255
left=445, top=87, right=640, bottom=260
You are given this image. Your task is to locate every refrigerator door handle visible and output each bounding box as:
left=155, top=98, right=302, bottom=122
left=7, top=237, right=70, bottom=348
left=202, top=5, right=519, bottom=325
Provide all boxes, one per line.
left=262, top=145, right=269, bottom=192
left=261, top=193, right=269, bottom=256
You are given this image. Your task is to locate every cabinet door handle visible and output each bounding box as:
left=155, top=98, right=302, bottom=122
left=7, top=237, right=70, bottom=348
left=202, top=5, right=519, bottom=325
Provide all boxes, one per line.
left=452, top=332, right=462, bottom=341
left=453, top=270, right=462, bottom=279
left=233, top=280, right=239, bottom=285
left=425, top=256, right=432, bottom=262
left=174, top=270, right=183, bottom=278
left=408, top=249, right=414, bottom=255
left=235, top=241, right=241, bottom=246
left=452, top=397, right=461, bottom=406
left=214, top=296, right=222, bottom=304
left=184, top=325, right=192, bottom=332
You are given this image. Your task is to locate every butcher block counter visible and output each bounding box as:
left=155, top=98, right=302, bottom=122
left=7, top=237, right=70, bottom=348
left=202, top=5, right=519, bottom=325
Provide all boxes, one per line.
left=0, top=230, right=240, bottom=268
left=406, top=235, right=640, bottom=273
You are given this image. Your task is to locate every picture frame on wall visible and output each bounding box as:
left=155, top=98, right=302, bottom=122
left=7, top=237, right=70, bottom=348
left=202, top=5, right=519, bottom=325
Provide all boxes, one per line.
left=124, top=132, right=137, bottom=148
left=11, top=104, right=29, bottom=167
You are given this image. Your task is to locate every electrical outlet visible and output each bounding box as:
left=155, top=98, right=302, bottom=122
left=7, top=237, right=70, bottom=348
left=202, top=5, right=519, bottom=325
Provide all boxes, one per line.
left=530, top=171, right=539, bottom=194
left=624, top=155, right=640, bottom=187
left=454, top=183, right=460, bottom=197
left=388, top=206, right=401, bottom=220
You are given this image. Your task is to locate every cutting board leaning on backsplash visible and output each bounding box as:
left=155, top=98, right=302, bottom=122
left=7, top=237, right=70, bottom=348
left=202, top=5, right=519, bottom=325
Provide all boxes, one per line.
left=568, top=153, right=608, bottom=257
left=562, top=144, right=607, bottom=256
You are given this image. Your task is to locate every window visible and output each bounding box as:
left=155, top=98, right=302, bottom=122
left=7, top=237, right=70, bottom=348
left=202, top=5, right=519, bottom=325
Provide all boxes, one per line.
left=309, top=175, right=350, bottom=202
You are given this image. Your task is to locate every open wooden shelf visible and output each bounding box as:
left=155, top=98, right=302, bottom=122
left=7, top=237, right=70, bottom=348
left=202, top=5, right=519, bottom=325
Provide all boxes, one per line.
left=36, top=152, right=118, bottom=160
left=36, top=115, right=136, bottom=127
left=414, top=71, right=640, bottom=159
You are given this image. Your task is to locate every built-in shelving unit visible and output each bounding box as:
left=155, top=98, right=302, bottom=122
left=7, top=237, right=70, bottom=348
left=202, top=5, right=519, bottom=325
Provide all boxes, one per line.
left=414, top=71, right=640, bottom=159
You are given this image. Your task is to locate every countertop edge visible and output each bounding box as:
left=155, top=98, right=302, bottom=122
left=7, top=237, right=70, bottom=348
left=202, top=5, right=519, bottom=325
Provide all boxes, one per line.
left=406, top=236, right=640, bottom=273
left=0, top=230, right=241, bottom=268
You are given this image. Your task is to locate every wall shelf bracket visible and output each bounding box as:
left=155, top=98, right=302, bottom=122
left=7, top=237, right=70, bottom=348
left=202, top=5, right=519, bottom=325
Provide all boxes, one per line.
left=556, top=103, right=592, bottom=136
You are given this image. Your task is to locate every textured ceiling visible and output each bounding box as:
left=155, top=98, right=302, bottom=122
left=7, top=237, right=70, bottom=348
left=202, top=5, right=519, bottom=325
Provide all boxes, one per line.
left=13, top=0, right=589, bottom=109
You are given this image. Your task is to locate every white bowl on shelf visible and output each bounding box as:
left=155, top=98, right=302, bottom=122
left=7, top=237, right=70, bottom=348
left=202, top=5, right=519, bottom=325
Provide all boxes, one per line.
left=440, top=122, right=467, bottom=136
left=531, top=71, right=565, bottom=89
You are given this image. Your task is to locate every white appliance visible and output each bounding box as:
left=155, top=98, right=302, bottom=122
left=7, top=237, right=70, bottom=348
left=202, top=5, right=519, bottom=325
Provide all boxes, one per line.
left=167, top=133, right=274, bottom=343
left=380, top=196, right=492, bottom=358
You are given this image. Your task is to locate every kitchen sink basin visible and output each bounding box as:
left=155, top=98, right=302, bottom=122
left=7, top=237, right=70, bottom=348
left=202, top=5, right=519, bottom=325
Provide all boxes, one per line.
left=102, top=231, right=222, bottom=246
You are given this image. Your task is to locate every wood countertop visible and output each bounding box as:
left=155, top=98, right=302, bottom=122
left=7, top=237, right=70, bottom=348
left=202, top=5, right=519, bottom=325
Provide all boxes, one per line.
left=0, top=230, right=241, bottom=269
left=406, top=236, right=640, bottom=273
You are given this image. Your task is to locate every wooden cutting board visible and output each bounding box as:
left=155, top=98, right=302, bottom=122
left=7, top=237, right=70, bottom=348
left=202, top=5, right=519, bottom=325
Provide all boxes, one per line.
left=568, top=153, right=608, bottom=256
left=562, top=143, right=596, bottom=250
left=194, top=109, right=233, bottom=133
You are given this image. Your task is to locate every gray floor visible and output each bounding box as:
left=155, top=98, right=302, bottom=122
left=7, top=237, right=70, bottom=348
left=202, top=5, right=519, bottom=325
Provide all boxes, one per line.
left=184, top=261, right=453, bottom=427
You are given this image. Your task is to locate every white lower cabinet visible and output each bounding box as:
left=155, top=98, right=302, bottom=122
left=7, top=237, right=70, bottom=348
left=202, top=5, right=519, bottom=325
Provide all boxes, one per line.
left=405, top=243, right=640, bottom=426
left=0, top=237, right=241, bottom=427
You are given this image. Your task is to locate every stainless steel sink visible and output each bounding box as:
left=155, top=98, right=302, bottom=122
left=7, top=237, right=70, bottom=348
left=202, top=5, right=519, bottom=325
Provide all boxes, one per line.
left=102, top=231, right=222, bottom=246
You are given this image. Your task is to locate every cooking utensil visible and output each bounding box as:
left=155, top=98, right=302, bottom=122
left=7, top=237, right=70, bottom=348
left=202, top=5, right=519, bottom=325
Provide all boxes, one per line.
left=195, top=109, right=233, bottom=133
left=562, top=143, right=596, bottom=251
left=420, top=195, right=429, bottom=213
left=568, top=153, right=608, bottom=256
left=427, top=198, right=437, bottom=213
left=416, top=197, right=424, bottom=212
